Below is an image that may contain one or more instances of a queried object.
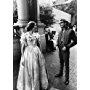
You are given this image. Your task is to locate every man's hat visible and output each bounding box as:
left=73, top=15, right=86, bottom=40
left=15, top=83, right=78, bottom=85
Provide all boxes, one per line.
left=60, top=19, right=69, bottom=24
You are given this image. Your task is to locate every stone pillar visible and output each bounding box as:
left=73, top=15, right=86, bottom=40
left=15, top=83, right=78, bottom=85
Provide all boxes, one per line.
left=14, top=0, right=30, bottom=31
left=37, top=0, right=45, bottom=35
left=37, top=0, right=46, bottom=53
left=13, top=0, right=30, bottom=62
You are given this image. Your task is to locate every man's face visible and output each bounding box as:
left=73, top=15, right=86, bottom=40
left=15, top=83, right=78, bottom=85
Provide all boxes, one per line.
left=60, top=22, right=65, bottom=28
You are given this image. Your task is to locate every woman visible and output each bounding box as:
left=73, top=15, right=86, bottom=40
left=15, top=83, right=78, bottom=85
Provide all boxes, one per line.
left=17, top=21, right=48, bottom=90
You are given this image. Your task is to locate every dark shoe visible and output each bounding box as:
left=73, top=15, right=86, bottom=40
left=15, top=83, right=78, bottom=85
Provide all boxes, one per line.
left=64, top=80, right=69, bottom=85
left=55, top=73, right=63, bottom=78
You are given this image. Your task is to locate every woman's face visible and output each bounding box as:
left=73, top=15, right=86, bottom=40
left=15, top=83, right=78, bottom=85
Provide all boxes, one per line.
left=33, top=26, right=37, bottom=32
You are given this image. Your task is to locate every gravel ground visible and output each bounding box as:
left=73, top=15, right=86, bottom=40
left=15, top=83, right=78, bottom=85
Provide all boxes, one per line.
left=13, top=42, right=77, bottom=90
left=44, top=46, right=77, bottom=90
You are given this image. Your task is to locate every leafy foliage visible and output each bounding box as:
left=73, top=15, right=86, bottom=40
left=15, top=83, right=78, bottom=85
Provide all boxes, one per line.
left=53, top=0, right=77, bottom=15
left=53, top=0, right=77, bottom=25
left=40, top=5, right=55, bottom=27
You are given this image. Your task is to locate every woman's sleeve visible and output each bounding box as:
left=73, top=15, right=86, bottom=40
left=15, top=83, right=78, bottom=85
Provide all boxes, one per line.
left=20, top=34, right=26, bottom=44
left=20, top=33, right=27, bottom=55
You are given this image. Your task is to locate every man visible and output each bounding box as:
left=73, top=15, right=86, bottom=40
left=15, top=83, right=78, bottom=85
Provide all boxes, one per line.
left=55, top=19, right=77, bottom=85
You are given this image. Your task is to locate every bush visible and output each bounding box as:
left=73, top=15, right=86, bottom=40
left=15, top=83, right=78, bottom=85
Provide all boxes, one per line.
left=40, top=5, right=55, bottom=27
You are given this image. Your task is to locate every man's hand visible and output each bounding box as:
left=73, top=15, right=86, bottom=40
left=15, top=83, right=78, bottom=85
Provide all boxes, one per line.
left=62, top=46, right=66, bottom=51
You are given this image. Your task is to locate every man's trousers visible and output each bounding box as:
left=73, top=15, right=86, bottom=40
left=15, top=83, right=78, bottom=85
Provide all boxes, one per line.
left=59, top=48, right=70, bottom=81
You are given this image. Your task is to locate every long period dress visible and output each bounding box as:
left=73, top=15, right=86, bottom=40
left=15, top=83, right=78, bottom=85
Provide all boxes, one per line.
left=17, top=32, right=48, bottom=90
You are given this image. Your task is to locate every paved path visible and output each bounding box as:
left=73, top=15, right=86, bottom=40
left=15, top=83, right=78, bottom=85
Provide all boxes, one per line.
left=44, top=46, right=77, bottom=90
left=13, top=45, right=77, bottom=90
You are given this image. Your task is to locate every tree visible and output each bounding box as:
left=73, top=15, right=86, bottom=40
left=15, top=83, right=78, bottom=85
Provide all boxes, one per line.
left=53, top=0, right=77, bottom=26
left=40, top=5, right=55, bottom=27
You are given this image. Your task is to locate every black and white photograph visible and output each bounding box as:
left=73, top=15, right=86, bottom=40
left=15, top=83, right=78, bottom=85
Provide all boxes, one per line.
left=13, top=0, right=77, bottom=90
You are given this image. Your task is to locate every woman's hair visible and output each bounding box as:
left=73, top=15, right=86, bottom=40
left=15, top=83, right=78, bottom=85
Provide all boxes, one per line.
left=25, top=21, right=36, bottom=32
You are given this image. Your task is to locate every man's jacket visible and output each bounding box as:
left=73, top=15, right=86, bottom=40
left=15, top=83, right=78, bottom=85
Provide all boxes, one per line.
left=57, top=29, right=77, bottom=50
